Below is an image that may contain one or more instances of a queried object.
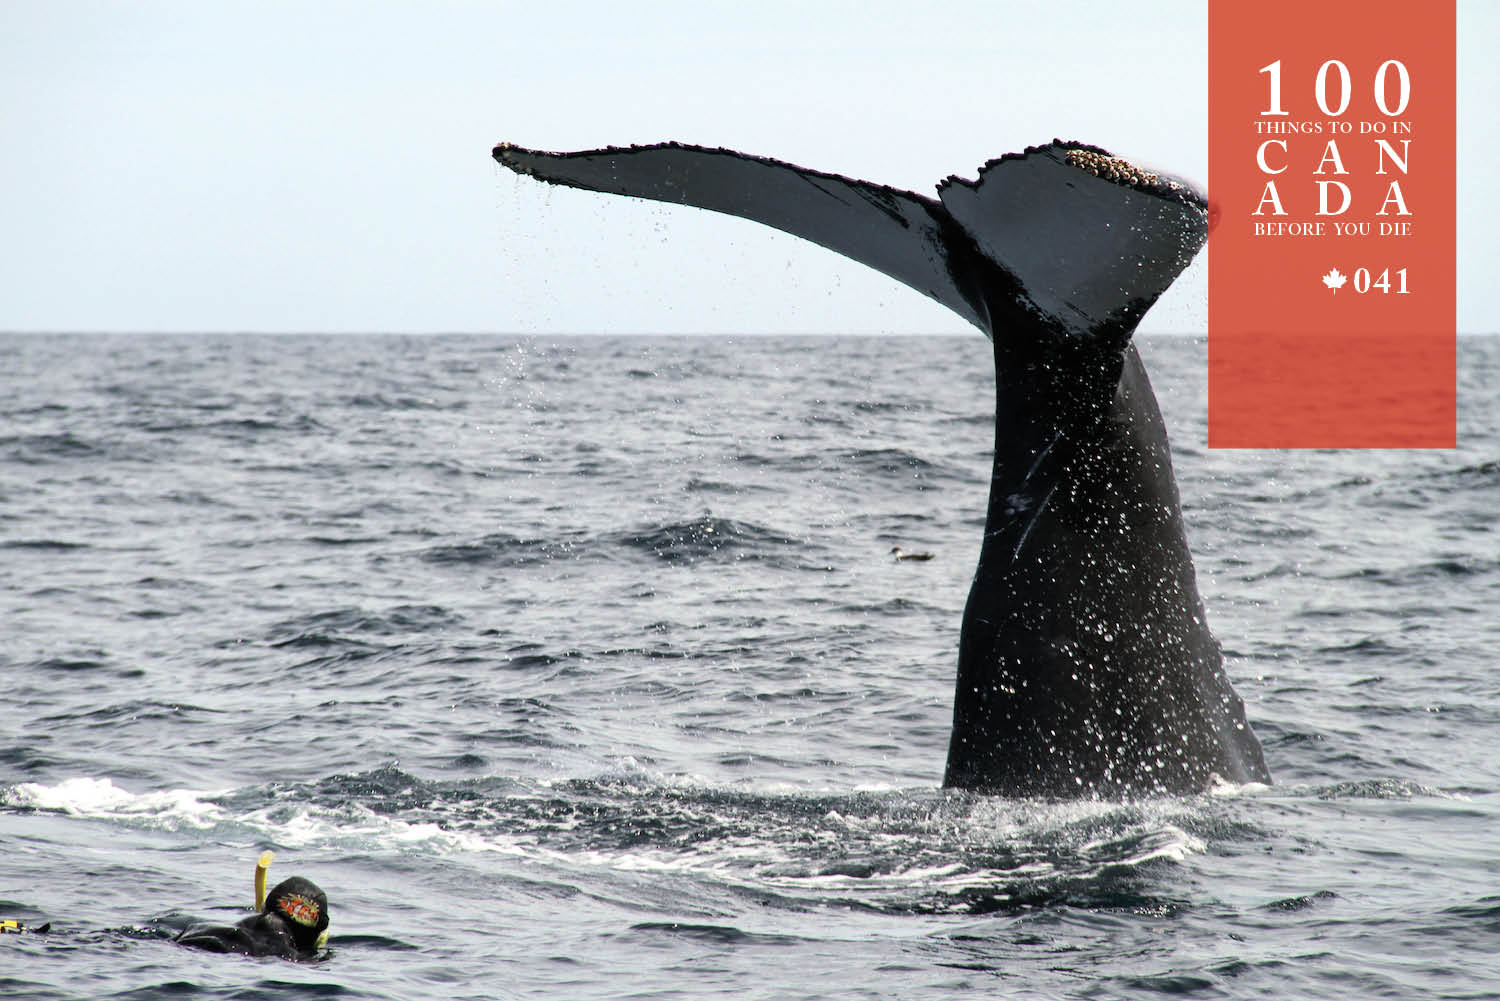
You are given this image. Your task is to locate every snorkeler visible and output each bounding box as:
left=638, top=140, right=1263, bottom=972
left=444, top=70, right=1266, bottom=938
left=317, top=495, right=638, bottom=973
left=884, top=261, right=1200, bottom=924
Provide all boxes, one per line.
left=1, top=919, right=50, bottom=934
left=173, top=851, right=329, bottom=959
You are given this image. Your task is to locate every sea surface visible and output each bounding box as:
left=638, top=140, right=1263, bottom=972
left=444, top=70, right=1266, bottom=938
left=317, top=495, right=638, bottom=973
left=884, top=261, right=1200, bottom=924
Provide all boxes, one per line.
left=1, top=332, right=1497, bottom=1000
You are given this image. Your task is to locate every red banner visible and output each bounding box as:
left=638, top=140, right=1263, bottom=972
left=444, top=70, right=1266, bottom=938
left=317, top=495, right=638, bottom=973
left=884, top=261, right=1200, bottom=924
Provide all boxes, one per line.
left=1208, top=0, right=1456, bottom=447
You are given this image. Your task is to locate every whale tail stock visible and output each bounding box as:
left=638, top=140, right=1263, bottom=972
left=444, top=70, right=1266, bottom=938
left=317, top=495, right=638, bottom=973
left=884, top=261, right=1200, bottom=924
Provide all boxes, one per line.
left=493, top=139, right=1270, bottom=797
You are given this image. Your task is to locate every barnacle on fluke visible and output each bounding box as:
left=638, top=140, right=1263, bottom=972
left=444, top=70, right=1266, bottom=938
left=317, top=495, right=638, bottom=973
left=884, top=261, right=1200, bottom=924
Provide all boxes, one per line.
left=1063, top=146, right=1201, bottom=207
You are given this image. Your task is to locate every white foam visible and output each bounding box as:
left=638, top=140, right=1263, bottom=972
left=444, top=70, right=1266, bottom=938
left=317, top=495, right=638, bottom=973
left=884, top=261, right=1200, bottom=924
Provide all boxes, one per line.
left=2, top=775, right=1211, bottom=905
left=3, top=775, right=548, bottom=858
left=5, top=777, right=227, bottom=829
left=1209, top=777, right=1272, bottom=798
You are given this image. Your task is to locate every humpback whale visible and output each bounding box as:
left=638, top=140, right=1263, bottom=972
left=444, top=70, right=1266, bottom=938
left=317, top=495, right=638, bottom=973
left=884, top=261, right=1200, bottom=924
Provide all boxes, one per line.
left=493, top=139, right=1271, bottom=797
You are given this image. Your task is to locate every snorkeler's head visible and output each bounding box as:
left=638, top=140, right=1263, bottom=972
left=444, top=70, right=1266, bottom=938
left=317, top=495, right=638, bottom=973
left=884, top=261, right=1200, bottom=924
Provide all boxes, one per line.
left=263, top=876, right=329, bottom=953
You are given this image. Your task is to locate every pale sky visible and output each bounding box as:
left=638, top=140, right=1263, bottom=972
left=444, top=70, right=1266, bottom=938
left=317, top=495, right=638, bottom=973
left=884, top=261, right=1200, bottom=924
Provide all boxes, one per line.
left=2, top=1, right=1495, bottom=334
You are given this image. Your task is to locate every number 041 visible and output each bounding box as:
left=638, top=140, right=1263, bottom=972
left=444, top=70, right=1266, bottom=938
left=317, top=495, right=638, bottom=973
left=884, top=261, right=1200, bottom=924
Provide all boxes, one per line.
left=1353, top=267, right=1410, bottom=294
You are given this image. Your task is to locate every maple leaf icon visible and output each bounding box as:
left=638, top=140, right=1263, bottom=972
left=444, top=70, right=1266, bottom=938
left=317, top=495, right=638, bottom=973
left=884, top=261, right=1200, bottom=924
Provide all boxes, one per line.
left=1321, top=267, right=1348, bottom=292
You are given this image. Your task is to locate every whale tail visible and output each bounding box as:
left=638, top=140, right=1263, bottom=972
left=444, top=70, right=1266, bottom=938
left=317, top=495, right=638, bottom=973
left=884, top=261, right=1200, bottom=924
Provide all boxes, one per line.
left=494, top=139, right=1268, bottom=796
left=493, top=140, right=1206, bottom=347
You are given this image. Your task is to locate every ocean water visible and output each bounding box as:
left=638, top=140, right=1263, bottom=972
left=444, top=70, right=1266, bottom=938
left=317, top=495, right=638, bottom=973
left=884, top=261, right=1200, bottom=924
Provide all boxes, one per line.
left=1, top=332, right=1497, bottom=1000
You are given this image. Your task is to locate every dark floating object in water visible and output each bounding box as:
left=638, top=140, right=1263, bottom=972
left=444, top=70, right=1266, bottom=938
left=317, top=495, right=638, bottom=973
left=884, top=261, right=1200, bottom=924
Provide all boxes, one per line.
left=890, top=546, right=935, bottom=562
left=174, top=852, right=330, bottom=960
left=494, top=138, right=1271, bottom=797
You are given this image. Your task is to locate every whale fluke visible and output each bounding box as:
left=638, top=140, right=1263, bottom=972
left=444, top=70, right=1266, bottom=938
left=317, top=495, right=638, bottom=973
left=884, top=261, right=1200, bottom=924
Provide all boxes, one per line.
left=496, top=141, right=985, bottom=329
left=494, top=139, right=1270, bottom=797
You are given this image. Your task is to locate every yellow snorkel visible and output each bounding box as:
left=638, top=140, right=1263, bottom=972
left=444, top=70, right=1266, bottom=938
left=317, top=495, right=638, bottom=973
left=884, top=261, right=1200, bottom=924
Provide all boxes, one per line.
left=254, top=850, right=274, bottom=912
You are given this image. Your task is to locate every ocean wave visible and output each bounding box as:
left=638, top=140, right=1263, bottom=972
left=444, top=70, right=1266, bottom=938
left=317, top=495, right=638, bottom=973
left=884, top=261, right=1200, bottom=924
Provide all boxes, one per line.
left=3, top=777, right=228, bottom=830
left=225, top=768, right=1242, bottom=913
left=344, top=392, right=454, bottom=411
left=1, top=767, right=1234, bottom=916
left=18, top=656, right=144, bottom=679
left=0, top=432, right=108, bottom=463
left=840, top=447, right=944, bottom=478
left=265, top=605, right=463, bottom=646
left=35, top=701, right=223, bottom=727
left=683, top=476, right=778, bottom=495
left=1426, top=459, right=1500, bottom=486
left=0, top=539, right=91, bottom=552
left=604, top=516, right=805, bottom=564
left=420, top=533, right=580, bottom=567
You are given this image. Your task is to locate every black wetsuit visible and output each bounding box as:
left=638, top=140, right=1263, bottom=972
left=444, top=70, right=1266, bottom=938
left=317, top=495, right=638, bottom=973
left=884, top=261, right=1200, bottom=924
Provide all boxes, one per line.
left=174, top=876, right=328, bottom=960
